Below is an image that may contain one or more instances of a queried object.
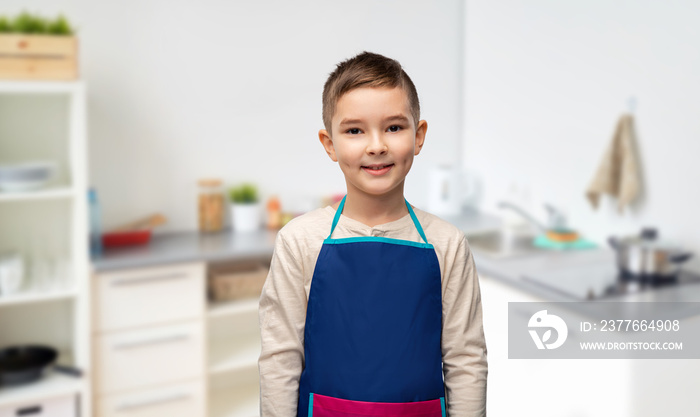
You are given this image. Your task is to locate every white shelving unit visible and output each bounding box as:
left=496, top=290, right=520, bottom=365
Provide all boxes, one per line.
left=0, top=186, right=76, bottom=203
left=207, top=297, right=261, bottom=417
left=0, top=373, right=85, bottom=409
left=0, top=289, right=79, bottom=307
left=209, top=381, right=259, bottom=417
left=209, top=363, right=259, bottom=417
left=0, top=81, right=90, bottom=415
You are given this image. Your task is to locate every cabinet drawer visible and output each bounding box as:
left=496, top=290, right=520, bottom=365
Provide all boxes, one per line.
left=0, top=394, right=75, bottom=417
left=95, top=321, right=205, bottom=394
left=96, top=379, right=205, bottom=417
left=94, top=263, right=205, bottom=331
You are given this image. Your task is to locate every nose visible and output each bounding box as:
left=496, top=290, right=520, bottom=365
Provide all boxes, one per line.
left=366, top=131, right=388, bottom=155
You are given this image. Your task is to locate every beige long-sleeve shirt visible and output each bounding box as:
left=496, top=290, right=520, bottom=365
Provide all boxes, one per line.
left=258, top=204, right=487, bottom=416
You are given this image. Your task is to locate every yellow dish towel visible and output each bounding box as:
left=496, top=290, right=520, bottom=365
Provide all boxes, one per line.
left=586, top=114, right=641, bottom=214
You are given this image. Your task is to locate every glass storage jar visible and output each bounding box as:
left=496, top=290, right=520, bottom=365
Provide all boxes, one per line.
left=198, top=178, right=225, bottom=233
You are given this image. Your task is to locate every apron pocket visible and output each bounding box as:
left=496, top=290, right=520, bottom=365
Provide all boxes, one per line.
left=309, top=393, right=445, bottom=417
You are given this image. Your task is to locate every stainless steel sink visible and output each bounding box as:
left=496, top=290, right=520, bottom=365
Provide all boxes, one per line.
left=465, top=229, right=543, bottom=259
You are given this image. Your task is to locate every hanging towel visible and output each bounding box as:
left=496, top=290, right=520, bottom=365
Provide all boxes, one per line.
left=585, top=114, right=641, bottom=213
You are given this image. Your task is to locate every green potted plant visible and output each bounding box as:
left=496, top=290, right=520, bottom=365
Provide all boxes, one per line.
left=228, top=183, right=261, bottom=232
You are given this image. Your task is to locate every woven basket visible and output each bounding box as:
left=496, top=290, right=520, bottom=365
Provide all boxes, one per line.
left=208, top=260, right=269, bottom=301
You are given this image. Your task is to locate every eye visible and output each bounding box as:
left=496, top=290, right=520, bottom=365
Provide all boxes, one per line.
left=387, top=125, right=403, bottom=133
left=346, top=128, right=361, bottom=135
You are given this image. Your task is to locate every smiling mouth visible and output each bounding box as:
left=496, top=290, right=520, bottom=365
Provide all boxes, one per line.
left=362, top=164, right=394, bottom=170
left=361, top=164, right=394, bottom=175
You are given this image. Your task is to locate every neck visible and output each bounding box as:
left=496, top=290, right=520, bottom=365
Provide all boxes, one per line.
left=336, top=187, right=409, bottom=228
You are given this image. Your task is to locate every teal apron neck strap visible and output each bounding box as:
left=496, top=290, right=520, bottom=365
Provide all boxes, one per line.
left=328, top=195, right=429, bottom=244
left=405, top=200, right=429, bottom=244
left=328, top=195, right=347, bottom=239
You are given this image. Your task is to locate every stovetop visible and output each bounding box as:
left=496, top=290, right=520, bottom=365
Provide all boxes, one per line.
left=522, top=263, right=700, bottom=300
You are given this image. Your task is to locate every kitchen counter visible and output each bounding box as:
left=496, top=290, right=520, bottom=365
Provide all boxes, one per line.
left=473, top=244, right=700, bottom=302
left=92, top=208, right=503, bottom=272
left=92, top=209, right=700, bottom=302
left=92, top=228, right=279, bottom=272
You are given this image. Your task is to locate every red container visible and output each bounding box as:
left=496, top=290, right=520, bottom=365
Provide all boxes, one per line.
left=102, top=230, right=151, bottom=247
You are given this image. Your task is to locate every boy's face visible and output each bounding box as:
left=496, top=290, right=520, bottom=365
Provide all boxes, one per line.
left=319, top=86, right=427, bottom=202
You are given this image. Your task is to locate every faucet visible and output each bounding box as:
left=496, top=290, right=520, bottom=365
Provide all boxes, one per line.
left=497, top=202, right=568, bottom=232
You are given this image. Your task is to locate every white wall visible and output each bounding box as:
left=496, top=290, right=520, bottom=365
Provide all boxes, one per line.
left=464, top=0, right=700, bottom=260
left=4, top=0, right=465, bottom=231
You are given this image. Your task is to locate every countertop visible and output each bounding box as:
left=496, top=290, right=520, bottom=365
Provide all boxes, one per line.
left=91, top=208, right=502, bottom=272
left=92, top=228, right=279, bottom=272
left=476, top=246, right=700, bottom=301
left=91, top=209, right=700, bottom=302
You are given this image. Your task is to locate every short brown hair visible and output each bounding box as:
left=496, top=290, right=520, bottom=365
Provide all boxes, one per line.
left=322, top=51, right=420, bottom=134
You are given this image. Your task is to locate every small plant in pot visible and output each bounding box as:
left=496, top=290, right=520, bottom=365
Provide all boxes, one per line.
left=228, top=183, right=261, bottom=232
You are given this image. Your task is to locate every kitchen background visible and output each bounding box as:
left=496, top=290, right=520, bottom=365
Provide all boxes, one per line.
left=4, top=0, right=698, bottom=258
left=5, top=0, right=465, bottom=232
left=464, top=0, right=700, bottom=266
left=1, top=1, right=700, bottom=417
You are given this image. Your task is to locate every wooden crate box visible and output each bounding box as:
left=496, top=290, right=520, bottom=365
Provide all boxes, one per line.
left=0, top=34, right=78, bottom=80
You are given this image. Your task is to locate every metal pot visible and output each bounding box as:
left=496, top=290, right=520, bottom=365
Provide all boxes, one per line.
left=608, top=228, right=693, bottom=281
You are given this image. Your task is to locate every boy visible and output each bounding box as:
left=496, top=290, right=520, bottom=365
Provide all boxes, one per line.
left=258, top=51, right=487, bottom=416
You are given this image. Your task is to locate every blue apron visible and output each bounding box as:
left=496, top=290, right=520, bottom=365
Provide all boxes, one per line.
left=298, top=195, right=446, bottom=417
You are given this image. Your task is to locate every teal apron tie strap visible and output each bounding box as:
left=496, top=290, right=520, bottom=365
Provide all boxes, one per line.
left=328, top=195, right=429, bottom=244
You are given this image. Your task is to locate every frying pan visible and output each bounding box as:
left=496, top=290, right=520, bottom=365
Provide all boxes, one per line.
left=0, top=345, right=82, bottom=386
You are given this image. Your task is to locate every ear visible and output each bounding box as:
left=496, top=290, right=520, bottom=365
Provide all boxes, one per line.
left=414, top=120, right=428, bottom=156
left=319, top=129, right=337, bottom=162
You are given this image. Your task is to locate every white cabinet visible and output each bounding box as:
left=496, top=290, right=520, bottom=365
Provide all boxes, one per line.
left=92, top=262, right=207, bottom=417
left=97, top=379, right=205, bottom=417
left=93, top=263, right=205, bottom=332
left=479, top=275, right=631, bottom=417
left=95, top=320, right=205, bottom=394
left=0, top=81, right=90, bottom=415
left=93, top=260, right=264, bottom=417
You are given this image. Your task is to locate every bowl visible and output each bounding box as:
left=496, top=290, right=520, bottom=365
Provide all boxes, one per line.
left=0, top=162, right=57, bottom=192
left=102, top=230, right=152, bottom=247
